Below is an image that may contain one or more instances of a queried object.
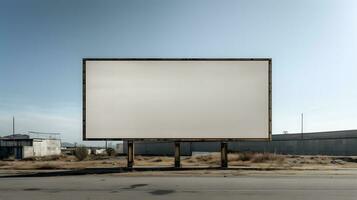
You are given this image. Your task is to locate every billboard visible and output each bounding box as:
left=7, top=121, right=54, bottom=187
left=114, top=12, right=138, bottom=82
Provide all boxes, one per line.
left=83, top=59, right=271, bottom=141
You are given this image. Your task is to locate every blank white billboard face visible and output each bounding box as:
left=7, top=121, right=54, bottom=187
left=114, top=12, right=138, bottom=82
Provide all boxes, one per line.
left=83, top=59, right=271, bottom=140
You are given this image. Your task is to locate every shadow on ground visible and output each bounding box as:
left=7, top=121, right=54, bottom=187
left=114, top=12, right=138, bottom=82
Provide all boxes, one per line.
left=0, top=166, right=280, bottom=178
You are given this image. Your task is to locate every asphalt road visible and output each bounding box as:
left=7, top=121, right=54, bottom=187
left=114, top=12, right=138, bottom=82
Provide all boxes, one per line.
left=1, top=173, right=357, bottom=200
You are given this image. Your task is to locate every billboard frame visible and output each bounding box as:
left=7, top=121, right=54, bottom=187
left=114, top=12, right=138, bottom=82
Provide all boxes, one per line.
left=82, top=58, right=272, bottom=142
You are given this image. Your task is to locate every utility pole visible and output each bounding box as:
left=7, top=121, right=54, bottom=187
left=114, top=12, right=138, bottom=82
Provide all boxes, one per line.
left=301, top=113, right=304, bottom=140
left=301, top=113, right=305, bottom=155
left=12, top=116, right=16, bottom=158
left=12, top=116, right=15, bottom=137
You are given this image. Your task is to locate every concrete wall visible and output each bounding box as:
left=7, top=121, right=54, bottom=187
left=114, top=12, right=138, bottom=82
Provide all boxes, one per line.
left=23, top=146, right=34, bottom=158
left=123, top=130, right=357, bottom=156
left=229, top=138, right=357, bottom=156
left=1, top=139, right=61, bottom=159
left=230, top=130, right=357, bottom=155
left=32, top=139, right=61, bottom=157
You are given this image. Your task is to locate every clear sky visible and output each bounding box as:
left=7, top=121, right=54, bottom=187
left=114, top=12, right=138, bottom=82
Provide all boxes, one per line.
left=0, top=0, right=356, bottom=143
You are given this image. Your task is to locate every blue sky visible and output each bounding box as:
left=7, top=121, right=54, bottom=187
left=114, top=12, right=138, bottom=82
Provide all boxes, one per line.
left=0, top=0, right=356, bottom=143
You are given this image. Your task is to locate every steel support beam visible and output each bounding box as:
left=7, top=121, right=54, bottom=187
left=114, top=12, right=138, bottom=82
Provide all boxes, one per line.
left=127, top=141, right=134, bottom=168
left=221, top=142, right=228, bottom=168
left=174, top=142, right=181, bottom=168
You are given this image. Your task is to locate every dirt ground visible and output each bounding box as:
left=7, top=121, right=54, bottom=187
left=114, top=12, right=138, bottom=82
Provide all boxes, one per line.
left=1, top=153, right=357, bottom=171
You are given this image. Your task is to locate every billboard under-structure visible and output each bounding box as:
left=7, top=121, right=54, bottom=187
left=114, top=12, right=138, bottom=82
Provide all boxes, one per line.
left=83, top=59, right=271, bottom=141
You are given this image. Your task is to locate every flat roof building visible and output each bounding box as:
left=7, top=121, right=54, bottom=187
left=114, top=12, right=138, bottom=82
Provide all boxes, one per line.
left=0, top=134, right=61, bottom=160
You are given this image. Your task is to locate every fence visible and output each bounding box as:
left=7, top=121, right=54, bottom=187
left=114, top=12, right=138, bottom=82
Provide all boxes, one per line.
left=123, top=130, right=357, bottom=156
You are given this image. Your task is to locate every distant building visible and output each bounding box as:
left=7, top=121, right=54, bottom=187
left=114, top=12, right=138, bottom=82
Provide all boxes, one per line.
left=1, top=134, right=30, bottom=140
left=94, top=148, right=106, bottom=155
left=61, top=142, right=75, bottom=148
left=123, top=130, right=357, bottom=156
left=0, top=134, right=61, bottom=159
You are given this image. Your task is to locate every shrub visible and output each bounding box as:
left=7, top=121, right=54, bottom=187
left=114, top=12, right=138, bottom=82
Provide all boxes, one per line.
left=239, top=152, right=254, bottom=161
left=106, top=148, right=116, bottom=156
left=228, top=152, right=285, bottom=163
left=22, top=155, right=62, bottom=161
left=35, top=163, right=58, bottom=170
left=74, top=146, right=88, bottom=161
left=195, top=154, right=214, bottom=162
left=251, top=153, right=284, bottom=163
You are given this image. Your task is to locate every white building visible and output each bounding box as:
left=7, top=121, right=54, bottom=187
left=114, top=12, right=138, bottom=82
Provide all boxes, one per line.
left=23, top=138, right=61, bottom=158
left=0, top=135, right=61, bottom=159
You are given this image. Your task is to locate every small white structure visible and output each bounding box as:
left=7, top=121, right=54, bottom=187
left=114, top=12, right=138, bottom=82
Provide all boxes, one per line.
left=93, top=149, right=105, bottom=155
left=116, top=143, right=124, bottom=154
left=23, top=139, right=61, bottom=158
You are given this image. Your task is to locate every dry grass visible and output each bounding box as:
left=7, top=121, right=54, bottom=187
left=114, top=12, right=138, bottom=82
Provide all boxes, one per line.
left=134, top=156, right=173, bottom=166
left=89, top=154, right=111, bottom=160
left=194, top=154, right=216, bottom=162
left=74, top=146, right=88, bottom=161
left=2, top=153, right=357, bottom=171
left=34, top=163, right=60, bottom=170
left=198, top=155, right=219, bottom=165
left=22, top=155, right=64, bottom=161
left=228, top=153, right=249, bottom=162
left=227, top=152, right=284, bottom=163
left=150, top=157, right=163, bottom=162
left=0, top=162, right=8, bottom=167
left=251, top=153, right=285, bottom=163
left=180, top=152, right=287, bottom=167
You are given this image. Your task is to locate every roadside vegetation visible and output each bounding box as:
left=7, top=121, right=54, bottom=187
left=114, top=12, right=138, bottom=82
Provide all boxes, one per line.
left=106, top=148, right=116, bottom=157
left=74, top=146, right=89, bottom=161
left=228, top=152, right=285, bottom=163
left=0, top=152, right=357, bottom=170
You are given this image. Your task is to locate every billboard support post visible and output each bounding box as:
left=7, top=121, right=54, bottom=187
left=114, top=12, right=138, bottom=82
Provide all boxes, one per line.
left=127, top=140, right=134, bottom=168
left=174, top=142, right=181, bottom=168
left=221, top=142, right=228, bottom=168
